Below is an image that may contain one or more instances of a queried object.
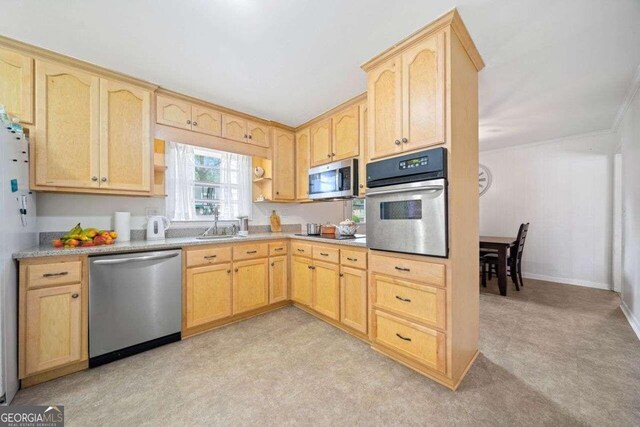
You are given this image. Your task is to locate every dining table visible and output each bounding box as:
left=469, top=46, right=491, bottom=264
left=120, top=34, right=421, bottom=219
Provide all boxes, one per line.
left=480, top=236, right=517, bottom=296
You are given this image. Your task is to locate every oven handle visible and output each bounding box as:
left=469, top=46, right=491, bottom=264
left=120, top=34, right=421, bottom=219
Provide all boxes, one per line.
left=366, top=184, right=444, bottom=197
left=92, top=252, right=180, bottom=265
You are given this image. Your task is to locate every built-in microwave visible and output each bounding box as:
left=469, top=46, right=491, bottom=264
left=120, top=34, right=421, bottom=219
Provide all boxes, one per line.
left=366, top=148, right=448, bottom=257
left=308, top=158, right=358, bottom=200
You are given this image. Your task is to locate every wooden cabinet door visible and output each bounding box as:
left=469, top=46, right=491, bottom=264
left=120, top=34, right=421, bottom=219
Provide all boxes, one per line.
left=269, top=256, right=288, bottom=303
left=192, top=105, right=222, bottom=137
left=310, top=118, right=332, bottom=166
left=295, top=127, right=310, bottom=200
left=99, top=79, right=151, bottom=192
left=247, top=121, right=270, bottom=148
left=222, top=114, right=247, bottom=143
left=185, top=263, right=232, bottom=328
left=272, top=128, right=295, bottom=200
left=156, top=95, right=192, bottom=130
left=35, top=60, right=100, bottom=188
left=233, top=258, right=269, bottom=314
left=340, top=266, right=367, bottom=334
left=401, top=32, right=445, bottom=151
left=358, top=102, right=368, bottom=197
left=0, top=48, right=33, bottom=123
left=291, top=256, right=313, bottom=306
left=313, top=260, right=340, bottom=320
left=24, top=284, right=82, bottom=376
left=367, top=57, right=402, bottom=161
left=332, top=104, right=359, bottom=161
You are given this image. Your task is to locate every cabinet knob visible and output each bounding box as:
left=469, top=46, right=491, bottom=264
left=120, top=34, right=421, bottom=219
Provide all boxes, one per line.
left=234, top=268, right=239, bottom=272
left=244, top=134, right=248, bottom=138
left=359, top=184, right=363, bottom=188
left=249, top=134, right=253, bottom=139
left=91, top=176, right=98, bottom=182
left=227, top=269, right=231, bottom=273
left=71, top=293, right=79, bottom=299
left=394, top=140, right=401, bottom=145
left=193, top=121, right=198, bottom=126
left=276, top=191, right=279, bottom=195
left=332, top=153, right=336, bottom=156
left=402, top=137, right=408, bottom=143
left=339, top=273, right=344, bottom=277
left=327, top=154, right=331, bottom=158
left=186, top=120, right=191, bottom=125
left=271, top=262, right=275, bottom=267
left=101, top=177, right=107, bottom=182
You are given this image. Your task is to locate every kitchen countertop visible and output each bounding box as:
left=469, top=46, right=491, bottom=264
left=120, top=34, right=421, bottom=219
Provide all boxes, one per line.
left=13, top=233, right=367, bottom=259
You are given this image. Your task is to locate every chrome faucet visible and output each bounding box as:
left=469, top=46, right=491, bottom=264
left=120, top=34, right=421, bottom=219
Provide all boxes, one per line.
left=202, top=206, right=220, bottom=236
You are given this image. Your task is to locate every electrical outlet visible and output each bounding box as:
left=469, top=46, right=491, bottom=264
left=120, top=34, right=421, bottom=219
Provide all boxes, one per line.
left=145, top=207, right=160, bottom=217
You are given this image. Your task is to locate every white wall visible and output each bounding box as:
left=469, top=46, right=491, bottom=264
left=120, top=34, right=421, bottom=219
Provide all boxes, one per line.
left=616, top=76, right=640, bottom=337
left=35, top=193, right=347, bottom=232
left=479, top=131, right=617, bottom=289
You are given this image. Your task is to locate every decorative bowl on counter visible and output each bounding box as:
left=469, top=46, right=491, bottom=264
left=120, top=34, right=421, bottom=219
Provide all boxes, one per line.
left=336, top=219, right=358, bottom=236
left=254, top=166, right=265, bottom=178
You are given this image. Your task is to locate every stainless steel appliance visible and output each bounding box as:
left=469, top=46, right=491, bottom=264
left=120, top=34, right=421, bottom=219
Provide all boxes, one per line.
left=308, top=158, right=358, bottom=200
left=366, top=148, right=448, bottom=257
left=306, top=223, right=322, bottom=235
left=89, top=250, right=182, bottom=367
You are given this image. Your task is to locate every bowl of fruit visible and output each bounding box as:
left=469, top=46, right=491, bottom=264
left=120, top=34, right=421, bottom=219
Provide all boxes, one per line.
left=52, top=223, right=118, bottom=249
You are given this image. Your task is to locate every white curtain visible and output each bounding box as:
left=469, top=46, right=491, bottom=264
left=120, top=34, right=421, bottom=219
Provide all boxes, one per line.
left=217, top=151, right=252, bottom=220
left=166, top=141, right=196, bottom=221
left=238, top=155, right=252, bottom=219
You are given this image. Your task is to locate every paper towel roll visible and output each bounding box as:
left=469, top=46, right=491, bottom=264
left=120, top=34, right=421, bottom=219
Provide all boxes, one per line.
left=114, top=212, right=131, bottom=242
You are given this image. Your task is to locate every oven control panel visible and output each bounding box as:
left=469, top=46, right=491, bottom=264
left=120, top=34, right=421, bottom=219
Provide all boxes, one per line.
left=399, top=156, right=429, bottom=170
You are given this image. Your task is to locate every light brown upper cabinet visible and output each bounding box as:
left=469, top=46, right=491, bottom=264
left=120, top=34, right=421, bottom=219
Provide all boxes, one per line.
left=247, top=121, right=270, bottom=148
left=99, top=79, right=151, bottom=192
left=358, top=101, right=368, bottom=196
left=310, top=118, right=332, bottom=167
left=157, top=95, right=222, bottom=137
left=35, top=60, right=152, bottom=193
left=295, top=127, right=310, bottom=200
left=35, top=60, right=101, bottom=189
left=272, top=128, right=295, bottom=200
left=0, top=47, right=33, bottom=124
left=222, top=113, right=247, bottom=143
left=192, top=105, right=222, bottom=136
left=367, top=32, right=445, bottom=161
left=331, top=104, right=359, bottom=161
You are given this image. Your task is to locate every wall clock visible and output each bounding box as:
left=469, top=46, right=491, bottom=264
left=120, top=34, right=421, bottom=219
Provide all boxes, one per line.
left=479, top=164, right=492, bottom=196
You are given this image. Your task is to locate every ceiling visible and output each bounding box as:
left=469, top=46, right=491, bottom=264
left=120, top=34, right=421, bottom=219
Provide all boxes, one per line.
left=1, top=0, right=639, bottom=150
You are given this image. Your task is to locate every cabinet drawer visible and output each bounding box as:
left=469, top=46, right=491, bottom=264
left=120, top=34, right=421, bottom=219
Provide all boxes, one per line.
left=27, top=261, right=82, bottom=289
left=373, top=310, right=446, bottom=373
left=269, top=241, right=288, bottom=256
left=233, top=243, right=269, bottom=260
left=185, top=246, right=232, bottom=268
left=291, top=241, right=312, bottom=258
left=373, top=275, right=445, bottom=329
left=340, top=249, right=367, bottom=269
left=370, top=253, right=445, bottom=287
left=312, top=245, right=339, bottom=264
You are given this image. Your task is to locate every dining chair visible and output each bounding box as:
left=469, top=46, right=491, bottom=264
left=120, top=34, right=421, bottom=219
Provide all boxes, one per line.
left=481, top=223, right=529, bottom=290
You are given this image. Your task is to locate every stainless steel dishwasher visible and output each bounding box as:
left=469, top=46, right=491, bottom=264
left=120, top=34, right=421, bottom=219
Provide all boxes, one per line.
left=89, top=249, right=182, bottom=367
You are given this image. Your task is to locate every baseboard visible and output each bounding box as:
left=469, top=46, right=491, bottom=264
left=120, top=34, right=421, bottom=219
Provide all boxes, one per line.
left=522, top=272, right=611, bottom=290
left=620, top=301, right=640, bottom=341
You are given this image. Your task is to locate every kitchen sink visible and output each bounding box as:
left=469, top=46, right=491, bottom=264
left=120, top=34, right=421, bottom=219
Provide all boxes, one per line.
left=195, top=235, right=245, bottom=240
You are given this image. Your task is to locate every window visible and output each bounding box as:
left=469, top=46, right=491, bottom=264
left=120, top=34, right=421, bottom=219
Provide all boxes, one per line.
left=166, top=142, right=252, bottom=221
left=351, top=198, right=366, bottom=223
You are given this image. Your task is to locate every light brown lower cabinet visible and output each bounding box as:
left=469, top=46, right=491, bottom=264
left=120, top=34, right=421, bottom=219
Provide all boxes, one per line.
left=312, top=261, right=340, bottom=320
left=233, top=258, right=269, bottom=314
left=24, top=284, right=83, bottom=376
left=340, top=266, right=367, bottom=333
left=291, top=256, right=313, bottom=306
left=185, top=263, right=232, bottom=329
left=269, top=255, right=288, bottom=303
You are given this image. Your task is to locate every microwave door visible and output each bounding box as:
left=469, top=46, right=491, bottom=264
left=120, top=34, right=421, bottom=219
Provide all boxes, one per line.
left=309, top=169, right=338, bottom=198
left=366, top=179, right=447, bottom=257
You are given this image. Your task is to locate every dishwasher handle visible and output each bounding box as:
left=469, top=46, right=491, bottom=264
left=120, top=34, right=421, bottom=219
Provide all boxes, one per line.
left=92, top=252, right=180, bottom=265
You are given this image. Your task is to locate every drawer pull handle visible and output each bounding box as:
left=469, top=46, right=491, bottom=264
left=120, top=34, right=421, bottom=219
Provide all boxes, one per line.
left=71, top=293, right=79, bottom=299
left=297, top=249, right=305, bottom=252
left=275, top=247, right=284, bottom=251
left=396, top=333, right=412, bottom=342
left=346, top=257, right=358, bottom=262
left=395, top=266, right=411, bottom=272
left=246, top=250, right=257, bottom=254
left=320, top=252, right=329, bottom=256
left=43, top=272, right=68, bottom=278
left=395, top=295, right=411, bottom=302
left=204, top=255, right=217, bottom=259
